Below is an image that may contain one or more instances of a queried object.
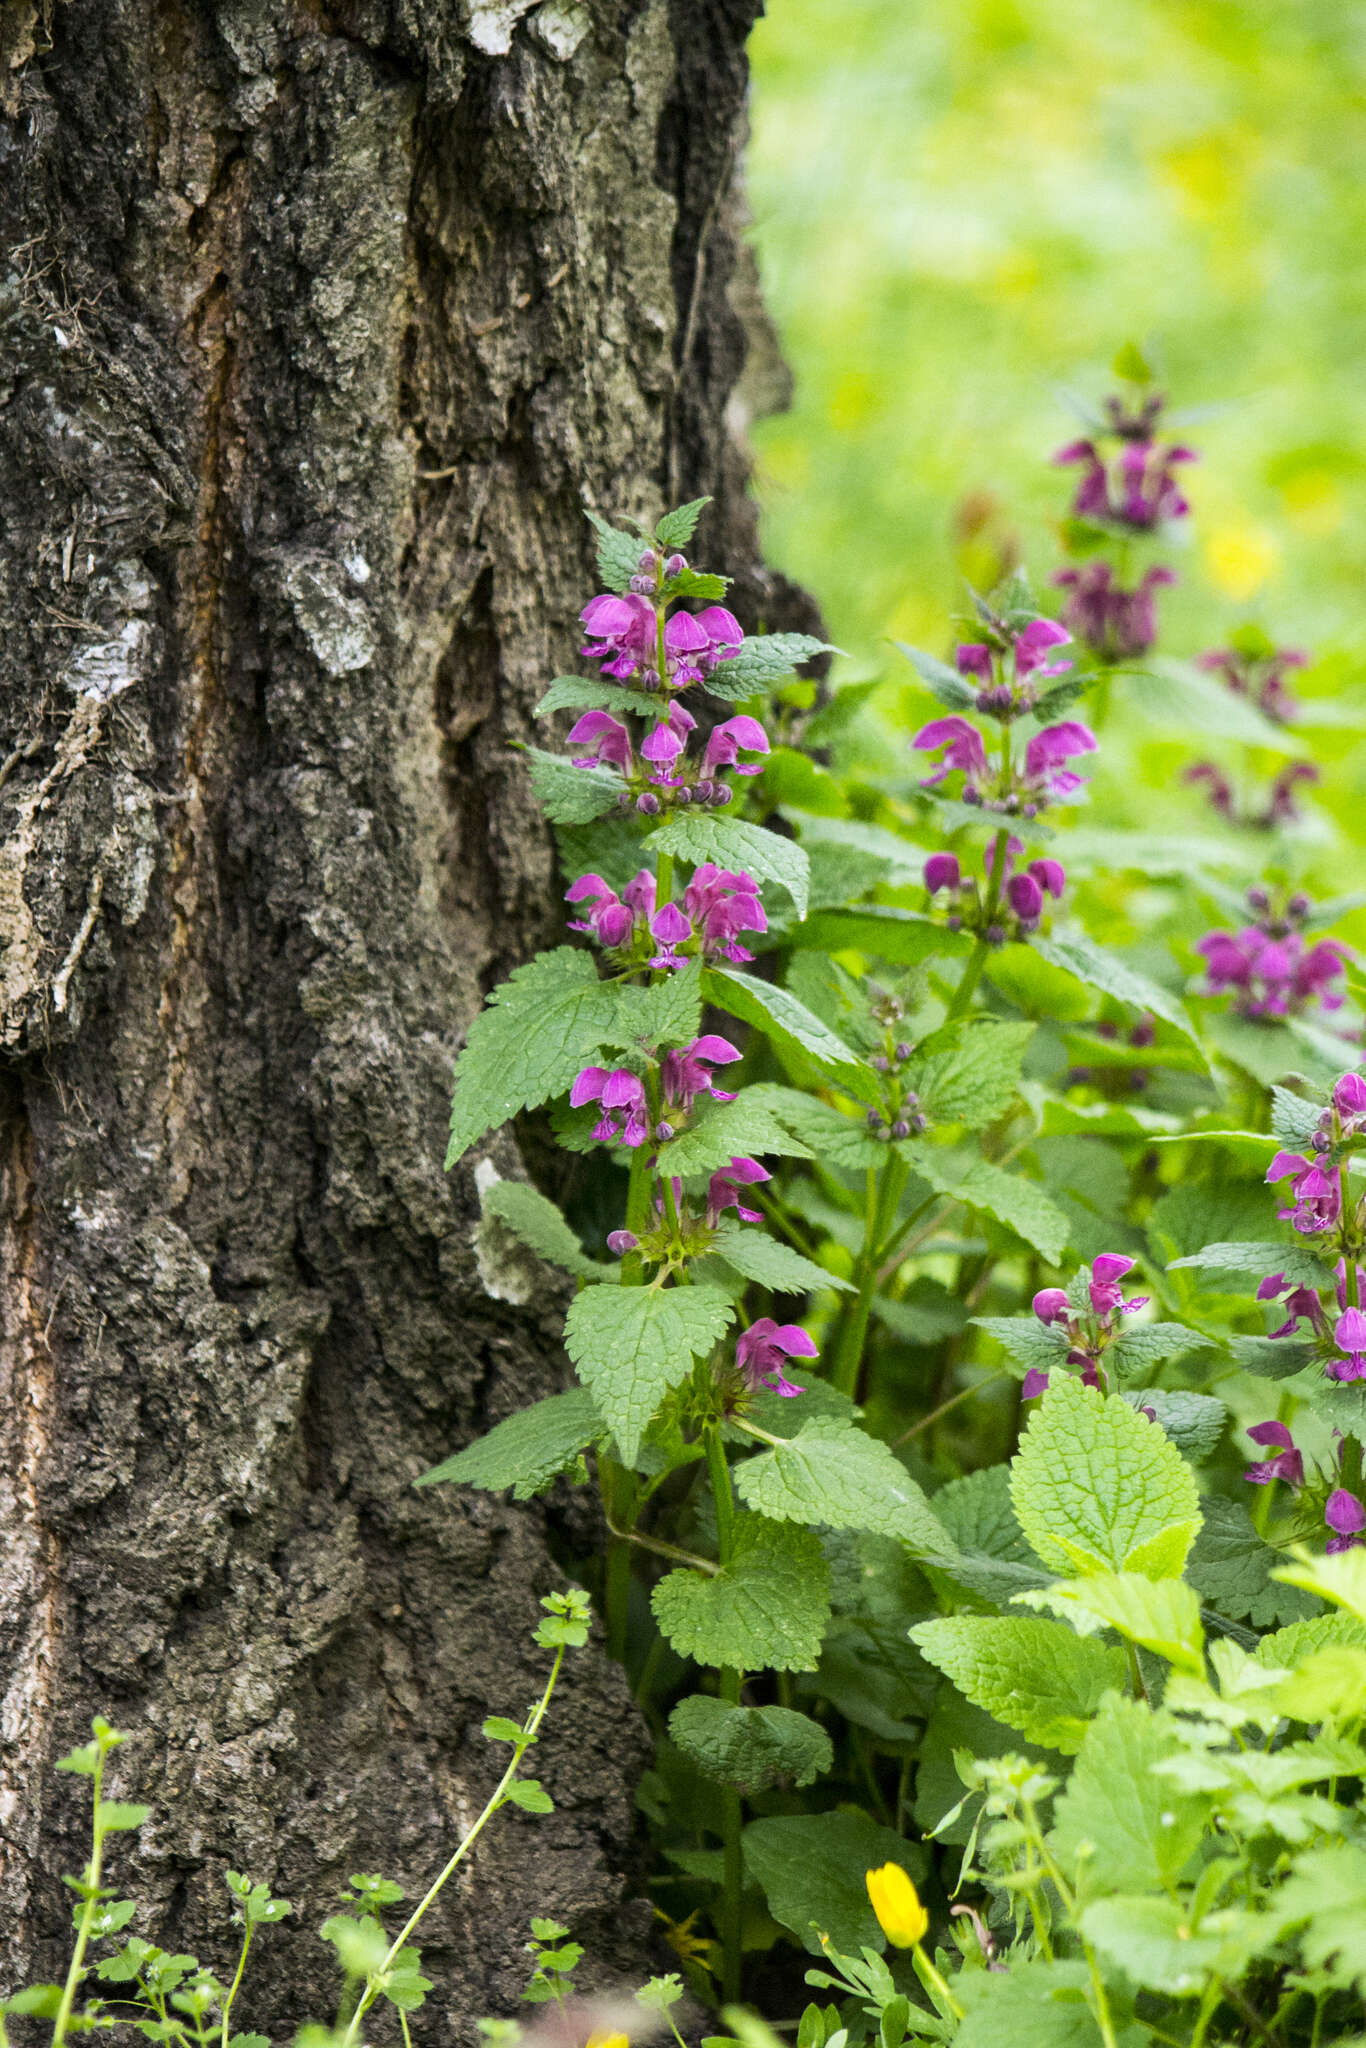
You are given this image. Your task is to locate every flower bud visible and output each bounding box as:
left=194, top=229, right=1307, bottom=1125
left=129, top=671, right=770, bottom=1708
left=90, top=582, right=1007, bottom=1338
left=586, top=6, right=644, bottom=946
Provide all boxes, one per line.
left=665, top=553, right=687, bottom=577
left=872, top=1055, right=890, bottom=1072
left=654, top=1121, right=674, bottom=1141
left=866, top=1110, right=882, bottom=1130
left=674, top=785, right=692, bottom=804
left=711, top=784, right=733, bottom=805
left=638, top=549, right=657, bottom=573
left=866, top=1865, right=928, bottom=1950
left=924, top=852, right=960, bottom=894
left=891, top=1119, right=911, bottom=1140
left=636, top=791, right=660, bottom=814
left=986, top=922, right=1006, bottom=945
left=606, top=1230, right=638, bottom=1255
left=629, top=574, right=654, bottom=594
left=895, top=1041, right=912, bottom=1062
left=1246, top=885, right=1270, bottom=913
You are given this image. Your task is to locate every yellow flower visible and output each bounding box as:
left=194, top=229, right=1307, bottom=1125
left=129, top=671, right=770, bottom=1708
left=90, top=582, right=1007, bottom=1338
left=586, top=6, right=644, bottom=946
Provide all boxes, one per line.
left=585, top=2034, right=628, bottom=2048
left=866, top=1863, right=929, bottom=1949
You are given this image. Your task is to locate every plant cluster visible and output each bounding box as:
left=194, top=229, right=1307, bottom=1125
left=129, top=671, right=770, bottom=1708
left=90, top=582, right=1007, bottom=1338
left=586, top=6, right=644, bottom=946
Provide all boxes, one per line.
left=11, top=356, right=1366, bottom=2048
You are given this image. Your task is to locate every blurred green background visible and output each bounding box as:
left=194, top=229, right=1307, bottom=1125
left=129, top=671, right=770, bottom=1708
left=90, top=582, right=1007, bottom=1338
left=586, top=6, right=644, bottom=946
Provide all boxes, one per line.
left=747, top=0, right=1366, bottom=699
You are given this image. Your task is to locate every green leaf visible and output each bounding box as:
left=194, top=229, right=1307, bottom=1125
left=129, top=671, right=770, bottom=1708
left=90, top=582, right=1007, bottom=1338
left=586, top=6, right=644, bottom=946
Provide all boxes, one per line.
left=1029, top=1571, right=1206, bottom=1677
left=971, top=1315, right=1069, bottom=1379
left=1033, top=931, right=1202, bottom=1052
left=917, top=1152, right=1071, bottom=1263
left=909, top=1020, right=1035, bottom=1127
left=910, top=1616, right=1128, bottom=1753
left=586, top=510, right=644, bottom=593
left=55, top=1744, right=100, bottom=1777
left=1257, top=1614, right=1366, bottom=1668
left=604, top=964, right=705, bottom=1051
left=895, top=640, right=977, bottom=710
left=534, top=675, right=660, bottom=722
left=1187, top=1497, right=1317, bottom=1627
left=954, top=1961, right=1101, bottom=2048
left=646, top=813, right=810, bottom=917
left=742, top=1084, right=885, bottom=1170
left=1127, top=656, right=1310, bottom=755
left=1274, top=1544, right=1366, bottom=1623
left=708, top=1223, right=854, bottom=1295
left=668, top=1695, right=833, bottom=1793
left=718, top=633, right=839, bottom=695
left=664, top=566, right=729, bottom=604
left=1275, top=1842, right=1366, bottom=1993
left=523, top=747, right=623, bottom=824
left=703, top=966, right=864, bottom=1082
left=734, top=1420, right=952, bottom=1554
left=1271, top=1084, right=1323, bottom=1149
left=661, top=1093, right=816, bottom=1175
left=564, top=1284, right=734, bottom=1463
left=1051, top=1696, right=1211, bottom=1897
left=479, top=1178, right=613, bottom=1282
left=651, top=1513, right=831, bottom=1672
left=446, top=949, right=623, bottom=1166
left=504, top=1779, right=554, bottom=1813
left=794, top=906, right=967, bottom=966
left=97, top=1802, right=151, bottom=1833
left=3, top=1986, right=64, bottom=2019
left=321, top=1914, right=390, bottom=1976
left=931, top=1463, right=1036, bottom=1565
left=1167, top=1239, right=1326, bottom=1285
left=1108, top=1324, right=1214, bottom=1378
left=1125, top=1388, right=1225, bottom=1463
left=655, top=496, right=712, bottom=548
left=742, top=1811, right=926, bottom=1955
left=1010, top=1376, right=1202, bottom=1579
left=416, top=1387, right=603, bottom=1500
left=1080, top=1895, right=1261, bottom=1997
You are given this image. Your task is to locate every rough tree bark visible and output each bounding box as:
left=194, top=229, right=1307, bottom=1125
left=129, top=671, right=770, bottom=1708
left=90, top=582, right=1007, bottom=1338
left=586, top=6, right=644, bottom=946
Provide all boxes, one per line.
left=0, top=0, right=816, bottom=2032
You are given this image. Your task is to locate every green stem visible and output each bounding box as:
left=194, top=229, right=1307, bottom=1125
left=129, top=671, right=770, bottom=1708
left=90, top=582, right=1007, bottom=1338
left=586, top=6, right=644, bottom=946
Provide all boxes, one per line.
left=911, top=1943, right=965, bottom=2023
left=831, top=1154, right=907, bottom=1397
left=655, top=849, right=674, bottom=914
left=219, top=1918, right=253, bottom=2048
left=338, top=1645, right=568, bottom=2048
left=941, top=938, right=989, bottom=1026
left=892, top=1371, right=1002, bottom=1448
left=52, top=1752, right=108, bottom=2048
left=704, top=1426, right=744, bottom=2007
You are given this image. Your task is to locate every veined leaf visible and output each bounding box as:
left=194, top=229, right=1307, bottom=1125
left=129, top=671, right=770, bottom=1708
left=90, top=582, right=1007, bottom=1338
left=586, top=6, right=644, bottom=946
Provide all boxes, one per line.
left=417, top=1387, right=604, bottom=1499
left=734, top=1420, right=951, bottom=1554
left=910, top=1615, right=1128, bottom=1754
left=703, top=965, right=864, bottom=1081
left=651, top=1513, right=830, bottom=1672
left=563, top=1284, right=734, bottom=1463
left=646, top=813, right=810, bottom=918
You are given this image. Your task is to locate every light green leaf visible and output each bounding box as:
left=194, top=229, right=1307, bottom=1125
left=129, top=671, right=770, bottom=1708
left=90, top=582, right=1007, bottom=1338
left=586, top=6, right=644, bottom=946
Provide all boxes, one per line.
left=1028, top=1571, right=1206, bottom=1677
left=741, top=1085, right=885, bottom=1170
left=716, top=632, right=839, bottom=696
left=586, top=509, right=644, bottom=592
left=734, top=1420, right=952, bottom=1554
left=655, top=497, right=712, bottom=549
left=651, top=1513, right=831, bottom=1672
left=793, top=906, right=969, bottom=965
left=1126, top=656, right=1309, bottom=755
left=564, top=1285, right=734, bottom=1463
left=605, top=965, right=705, bottom=1050
left=534, top=675, right=658, bottom=721
left=1274, top=1843, right=1366, bottom=1995
left=1257, top=1614, right=1366, bottom=1668
left=1010, top=1376, right=1202, bottom=1579
left=1080, top=1895, right=1261, bottom=1997
left=703, top=965, right=864, bottom=1081
left=895, top=640, right=977, bottom=710
left=910, top=1616, right=1128, bottom=1753
left=446, top=949, right=623, bottom=1166
left=97, top=1803, right=151, bottom=1833
left=1052, top=1697, right=1210, bottom=1897
left=917, top=1151, right=1070, bottom=1263
left=661, top=1093, right=816, bottom=1175
left=1033, top=931, right=1202, bottom=1052
left=646, top=813, right=810, bottom=917
left=1168, top=1239, right=1327, bottom=1285
left=953, top=1961, right=1098, bottom=2048
left=524, top=747, right=623, bottom=823
left=971, top=1315, right=1069, bottom=1379
left=708, top=1223, right=854, bottom=1295
left=1125, top=1389, right=1225, bottom=1463
left=1274, top=1544, right=1366, bottom=1623
left=416, top=1387, right=603, bottom=1499
left=743, top=1811, right=926, bottom=1955
left=1187, top=1497, right=1316, bottom=1628
left=668, top=1695, right=833, bottom=1793
left=909, top=1020, right=1036, bottom=1127
left=478, top=1178, right=613, bottom=1282
left=504, top=1779, right=554, bottom=1813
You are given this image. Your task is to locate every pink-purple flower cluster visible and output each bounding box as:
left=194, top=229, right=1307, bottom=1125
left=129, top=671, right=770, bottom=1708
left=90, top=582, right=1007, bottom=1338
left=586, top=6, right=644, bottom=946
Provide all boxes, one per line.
left=580, top=581, right=742, bottom=694
left=1053, top=562, right=1173, bottom=664
left=955, top=617, right=1073, bottom=717
left=1054, top=392, right=1196, bottom=532
left=1022, top=1253, right=1149, bottom=1398
left=570, top=1036, right=742, bottom=1150
left=1184, top=759, right=1320, bottom=831
left=1242, top=1423, right=1366, bottom=1551
left=566, top=705, right=769, bottom=814
left=566, top=864, right=766, bottom=969
left=736, top=1318, right=817, bottom=1399
left=1196, top=891, right=1346, bottom=1021
left=924, top=839, right=1065, bottom=942
left=1198, top=641, right=1306, bottom=727
left=913, top=715, right=1097, bottom=816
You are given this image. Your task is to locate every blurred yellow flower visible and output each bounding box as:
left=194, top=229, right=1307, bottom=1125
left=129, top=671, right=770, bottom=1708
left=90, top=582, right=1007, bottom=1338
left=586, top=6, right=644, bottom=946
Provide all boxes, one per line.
left=1205, top=523, right=1280, bottom=601
left=585, top=2033, right=628, bottom=2048
left=866, top=1862, right=929, bottom=1948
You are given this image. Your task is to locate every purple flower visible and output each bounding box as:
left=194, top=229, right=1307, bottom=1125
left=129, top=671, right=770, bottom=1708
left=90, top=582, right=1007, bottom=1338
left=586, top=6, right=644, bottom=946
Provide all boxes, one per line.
left=1021, top=721, right=1098, bottom=804
left=956, top=643, right=993, bottom=680
left=1243, top=1421, right=1305, bottom=1489
left=702, top=715, right=769, bottom=777
left=647, top=899, right=694, bottom=971
left=683, top=864, right=767, bottom=965
left=1033, top=1288, right=1070, bottom=1325
left=1006, top=872, right=1043, bottom=926
left=566, top=872, right=635, bottom=948
left=606, top=1229, right=639, bottom=1255
left=1326, top=1488, right=1366, bottom=1552
left=1020, top=1367, right=1052, bottom=1400
left=1013, top=618, right=1072, bottom=678
left=691, top=605, right=744, bottom=674
left=913, top=716, right=990, bottom=794
left=570, top=1066, right=650, bottom=1147
left=1054, top=562, right=1175, bottom=662
left=579, top=592, right=657, bottom=680
left=623, top=869, right=657, bottom=918
left=1055, top=436, right=1195, bottom=530
left=1328, top=1307, right=1366, bottom=1383
left=1267, top=1150, right=1342, bottom=1235
left=925, top=852, right=961, bottom=894
left=1198, top=929, right=1346, bottom=1020
left=707, top=1156, right=771, bottom=1227
left=1184, top=761, right=1236, bottom=821
left=640, top=721, right=686, bottom=787
left=1336, top=1072, right=1366, bottom=1118
left=1256, top=1271, right=1326, bottom=1339
left=567, top=709, right=634, bottom=774
left=736, top=1316, right=818, bottom=1398
left=1089, top=1252, right=1148, bottom=1318
left=660, top=1034, right=741, bottom=1111
left=1197, top=643, right=1306, bottom=726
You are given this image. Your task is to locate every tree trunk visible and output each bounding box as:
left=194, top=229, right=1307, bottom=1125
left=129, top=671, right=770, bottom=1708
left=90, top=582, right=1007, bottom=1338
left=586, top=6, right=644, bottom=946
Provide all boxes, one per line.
left=0, top=0, right=814, bottom=2029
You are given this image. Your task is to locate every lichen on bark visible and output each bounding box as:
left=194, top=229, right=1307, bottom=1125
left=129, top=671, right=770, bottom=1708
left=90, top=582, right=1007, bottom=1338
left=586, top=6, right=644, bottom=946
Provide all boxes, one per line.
left=0, top=0, right=813, bottom=2029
